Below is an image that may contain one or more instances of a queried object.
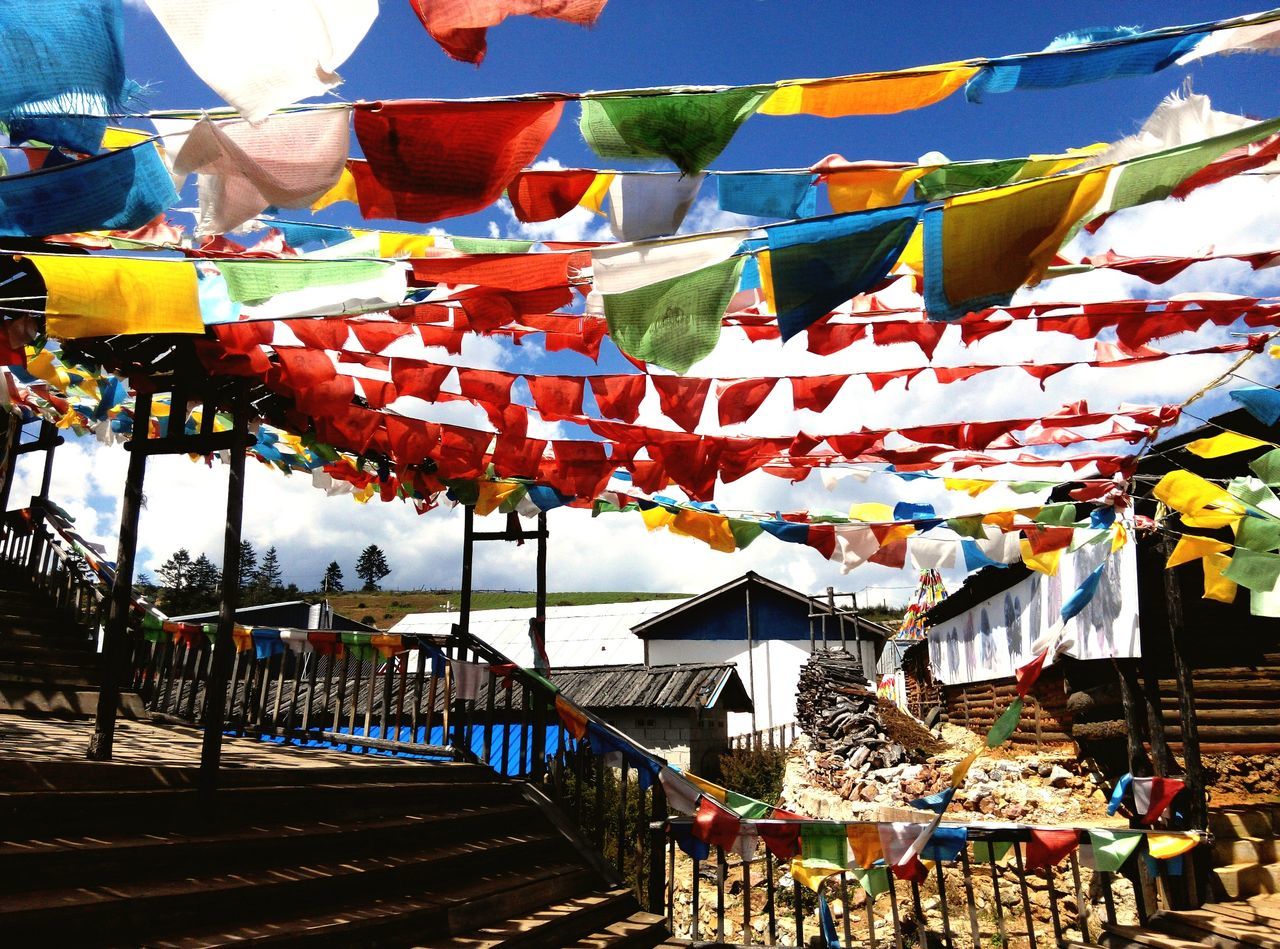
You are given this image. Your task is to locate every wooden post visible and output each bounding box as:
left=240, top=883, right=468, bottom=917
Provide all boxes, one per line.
left=87, top=391, right=152, bottom=761
left=37, top=420, right=57, bottom=503
left=197, top=387, right=248, bottom=788
left=744, top=578, right=757, bottom=735
left=1160, top=533, right=1208, bottom=905
left=0, top=413, right=21, bottom=513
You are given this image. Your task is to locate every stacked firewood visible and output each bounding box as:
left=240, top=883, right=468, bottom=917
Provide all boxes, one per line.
left=797, top=650, right=910, bottom=773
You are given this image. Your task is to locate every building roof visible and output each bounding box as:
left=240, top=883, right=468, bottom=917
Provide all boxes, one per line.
left=631, top=571, right=893, bottom=640
left=391, top=599, right=681, bottom=668
left=170, top=599, right=378, bottom=632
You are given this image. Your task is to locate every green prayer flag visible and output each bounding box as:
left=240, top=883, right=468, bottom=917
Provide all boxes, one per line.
left=1034, top=503, right=1080, bottom=526
left=1223, top=548, right=1280, bottom=592
left=849, top=865, right=891, bottom=897
left=603, top=256, right=744, bottom=373
left=970, top=840, right=1013, bottom=864
left=341, top=631, right=377, bottom=660
left=800, top=822, right=850, bottom=870
left=727, top=790, right=772, bottom=819
left=946, top=516, right=986, bottom=539
left=219, top=259, right=393, bottom=305
left=1250, top=449, right=1280, bottom=486
left=1230, top=477, right=1280, bottom=517
left=445, top=479, right=480, bottom=506
left=1008, top=481, right=1055, bottom=494
left=451, top=236, right=535, bottom=254
left=915, top=158, right=1030, bottom=201
left=987, top=698, right=1024, bottom=748
left=1085, top=830, right=1142, bottom=872
left=1108, top=117, right=1280, bottom=213
left=1237, top=514, right=1280, bottom=554
left=728, top=518, right=765, bottom=549
left=579, top=87, right=771, bottom=175
left=203, top=623, right=219, bottom=643
left=497, top=485, right=529, bottom=514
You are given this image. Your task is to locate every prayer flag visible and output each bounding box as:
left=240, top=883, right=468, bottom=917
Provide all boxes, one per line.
left=353, top=100, right=562, bottom=224
left=1166, top=535, right=1231, bottom=568
left=605, top=173, right=706, bottom=241
left=1132, top=776, right=1184, bottom=824
left=1224, top=548, right=1280, bottom=592
left=555, top=694, right=589, bottom=740
left=846, top=824, right=884, bottom=868
left=759, top=818, right=802, bottom=861
left=717, top=173, right=817, bottom=220
left=1082, top=830, right=1143, bottom=872
left=580, top=87, right=770, bottom=175
left=1148, top=833, right=1201, bottom=860
left=767, top=204, right=924, bottom=340
left=819, top=893, right=841, bottom=948
left=760, top=63, right=978, bottom=117
left=672, top=822, right=710, bottom=861
left=790, top=857, right=842, bottom=892
left=408, top=0, right=607, bottom=65
left=924, top=170, right=1108, bottom=321
left=800, top=822, right=850, bottom=871
left=32, top=255, right=203, bottom=339
left=508, top=169, right=599, bottom=222
left=1185, top=431, right=1270, bottom=458
left=693, top=795, right=741, bottom=852
left=145, top=0, right=377, bottom=123
left=1061, top=560, right=1106, bottom=621
left=219, top=259, right=395, bottom=305
left=922, top=826, right=968, bottom=862
left=1025, top=829, right=1079, bottom=871
left=970, top=841, right=1012, bottom=864
left=602, top=257, right=744, bottom=373
left=849, top=866, right=891, bottom=897
left=1203, top=552, right=1238, bottom=603
left=658, top=766, right=702, bottom=815
left=987, top=698, right=1024, bottom=747
left=1231, top=387, right=1280, bottom=426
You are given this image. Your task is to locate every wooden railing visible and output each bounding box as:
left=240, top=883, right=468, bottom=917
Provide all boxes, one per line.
left=657, top=820, right=1163, bottom=948
left=729, top=721, right=799, bottom=751
left=0, top=501, right=110, bottom=637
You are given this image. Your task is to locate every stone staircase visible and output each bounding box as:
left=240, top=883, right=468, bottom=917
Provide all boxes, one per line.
left=1102, top=895, right=1280, bottom=949
left=0, top=756, right=674, bottom=947
left=1211, top=805, right=1280, bottom=901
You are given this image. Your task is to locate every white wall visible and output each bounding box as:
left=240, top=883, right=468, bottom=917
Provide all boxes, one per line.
left=645, top=637, right=815, bottom=738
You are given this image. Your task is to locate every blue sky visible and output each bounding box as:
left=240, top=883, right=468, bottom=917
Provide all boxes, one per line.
left=23, top=1, right=1278, bottom=599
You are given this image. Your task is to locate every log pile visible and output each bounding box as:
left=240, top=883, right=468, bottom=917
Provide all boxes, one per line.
left=796, top=649, right=912, bottom=773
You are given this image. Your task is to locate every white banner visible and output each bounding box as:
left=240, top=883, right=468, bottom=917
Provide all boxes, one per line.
left=927, top=541, right=1141, bottom=686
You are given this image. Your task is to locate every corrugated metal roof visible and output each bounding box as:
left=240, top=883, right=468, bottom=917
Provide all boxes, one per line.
left=391, top=600, right=682, bottom=668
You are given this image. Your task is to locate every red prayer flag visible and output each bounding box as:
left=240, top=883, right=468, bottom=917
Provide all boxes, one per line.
left=408, top=0, right=607, bottom=65
left=693, top=796, right=742, bottom=852
left=411, top=252, right=572, bottom=293
left=893, top=856, right=930, bottom=882
left=289, top=319, right=351, bottom=351
left=791, top=374, right=848, bottom=413
left=652, top=376, right=711, bottom=433
left=457, top=368, right=517, bottom=407
left=589, top=374, right=647, bottom=423
left=758, top=820, right=802, bottom=861
left=353, top=100, right=563, bottom=223
left=1015, top=650, right=1048, bottom=699
left=1023, top=525, right=1074, bottom=555
left=492, top=433, right=547, bottom=478
left=526, top=375, right=585, bottom=421
left=391, top=360, right=453, bottom=402
left=385, top=416, right=442, bottom=464
left=715, top=377, right=777, bottom=427
left=1025, top=829, right=1079, bottom=871
left=352, top=322, right=414, bottom=354
left=436, top=425, right=492, bottom=479
left=508, top=169, right=598, bottom=222
left=874, top=321, right=948, bottom=360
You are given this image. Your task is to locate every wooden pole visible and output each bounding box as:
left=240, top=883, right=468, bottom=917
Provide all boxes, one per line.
left=87, top=391, right=152, bottom=761
left=744, top=578, right=757, bottom=735
left=0, top=413, right=22, bottom=513
left=198, top=386, right=248, bottom=789
left=37, top=420, right=57, bottom=503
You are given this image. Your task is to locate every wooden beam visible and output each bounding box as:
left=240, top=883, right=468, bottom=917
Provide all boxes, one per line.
left=198, top=383, right=249, bottom=790
left=87, top=391, right=152, bottom=761
left=124, top=430, right=242, bottom=456
left=37, top=421, right=57, bottom=502
left=0, top=412, right=21, bottom=512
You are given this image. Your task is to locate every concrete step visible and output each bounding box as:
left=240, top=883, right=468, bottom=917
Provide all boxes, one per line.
left=566, top=911, right=673, bottom=948
left=1217, top=838, right=1280, bottom=867
left=1212, top=809, right=1279, bottom=841
left=0, top=661, right=99, bottom=687
left=0, top=639, right=97, bottom=664
left=0, top=684, right=144, bottom=718
left=1213, top=863, right=1280, bottom=901
left=437, top=887, right=644, bottom=948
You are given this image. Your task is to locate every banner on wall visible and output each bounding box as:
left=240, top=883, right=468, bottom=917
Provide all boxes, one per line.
left=926, top=542, right=1140, bottom=686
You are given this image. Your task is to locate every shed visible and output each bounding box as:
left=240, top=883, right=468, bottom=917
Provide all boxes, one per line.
left=170, top=599, right=377, bottom=632
left=633, top=571, right=891, bottom=740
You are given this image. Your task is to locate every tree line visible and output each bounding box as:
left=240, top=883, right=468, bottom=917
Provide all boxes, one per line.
left=140, top=543, right=394, bottom=615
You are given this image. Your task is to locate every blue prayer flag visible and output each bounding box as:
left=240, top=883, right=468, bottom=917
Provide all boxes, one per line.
left=717, top=173, right=818, bottom=220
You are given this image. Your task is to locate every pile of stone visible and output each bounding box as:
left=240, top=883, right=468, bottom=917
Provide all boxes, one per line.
left=796, top=649, right=911, bottom=774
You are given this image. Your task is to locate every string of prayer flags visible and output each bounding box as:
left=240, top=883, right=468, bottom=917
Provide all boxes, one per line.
left=1148, top=832, right=1203, bottom=860
left=0, top=0, right=129, bottom=133
left=408, top=0, right=608, bottom=65
left=605, top=174, right=706, bottom=241
left=759, top=818, right=803, bottom=862
left=144, top=0, right=377, bottom=123
left=693, top=795, right=742, bottom=852
left=29, top=255, right=204, bottom=339
left=1024, top=829, right=1080, bottom=871
left=761, top=63, right=980, bottom=117
left=168, top=110, right=352, bottom=236
left=508, top=169, right=600, bottom=222
left=580, top=87, right=771, bottom=175
left=1132, top=776, right=1184, bottom=825
left=923, top=170, right=1109, bottom=321
left=353, top=100, right=562, bottom=224
left=716, top=173, right=818, bottom=220
left=767, top=204, right=925, bottom=340
left=799, top=822, right=850, bottom=871
left=1082, top=830, right=1144, bottom=872
left=0, top=143, right=176, bottom=238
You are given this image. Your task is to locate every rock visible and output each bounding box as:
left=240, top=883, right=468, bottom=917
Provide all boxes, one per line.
left=1048, top=765, right=1073, bottom=787
left=1036, top=761, right=1054, bottom=778
left=901, top=764, right=924, bottom=781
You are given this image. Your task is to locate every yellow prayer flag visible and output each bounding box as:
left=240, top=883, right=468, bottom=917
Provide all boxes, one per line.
left=944, top=478, right=994, bottom=498
left=846, top=824, right=884, bottom=869
left=475, top=481, right=523, bottom=517
left=1185, top=432, right=1271, bottom=459
left=848, top=502, right=894, bottom=523
left=939, top=169, right=1109, bottom=307
left=826, top=167, right=928, bottom=212
left=1020, top=540, right=1063, bottom=576
left=1111, top=522, right=1128, bottom=553
left=101, top=127, right=153, bottom=151
left=25, top=348, right=71, bottom=389
left=685, top=772, right=728, bottom=803
left=1166, top=534, right=1230, bottom=568
left=895, top=221, right=925, bottom=275
left=790, top=857, right=843, bottom=892
left=1203, top=552, right=1239, bottom=603
left=579, top=173, right=614, bottom=216
left=1153, top=470, right=1246, bottom=529
left=312, top=165, right=358, bottom=211
left=670, top=508, right=737, bottom=553
left=1147, top=833, right=1201, bottom=860
left=761, top=63, right=979, bottom=117
left=757, top=249, right=776, bottom=315
left=641, top=506, right=676, bottom=531
left=984, top=511, right=1016, bottom=531
left=951, top=750, right=980, bottom=786
left=351, top=230, right=436, bottom=258
left=30, top=255, right=203, bottom=339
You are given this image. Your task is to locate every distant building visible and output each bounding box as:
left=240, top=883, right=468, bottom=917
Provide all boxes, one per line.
left=634, top=572, right=891, bottom=741
left=170, top=599, right=377, bottom=632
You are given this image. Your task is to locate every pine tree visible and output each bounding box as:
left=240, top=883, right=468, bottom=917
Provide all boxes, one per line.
left=238, top=541, right=258, bottom=594
left=321, top=561, right=344, bottom=593
left=157, top=549, right=193, bottom=594
left=249, top=546, right=284, bottom=604
left=354, top=545, right=391, bottom=592
left=187, top=554, right=221, bottom=612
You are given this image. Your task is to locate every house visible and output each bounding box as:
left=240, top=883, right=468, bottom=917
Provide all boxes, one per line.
left=170, top=599, right=378, bottom=632
left=633, top=571, right=891, bottom=740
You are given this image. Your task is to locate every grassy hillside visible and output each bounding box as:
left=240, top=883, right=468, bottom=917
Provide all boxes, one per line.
left=322, top=590, right=687, bottom=630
